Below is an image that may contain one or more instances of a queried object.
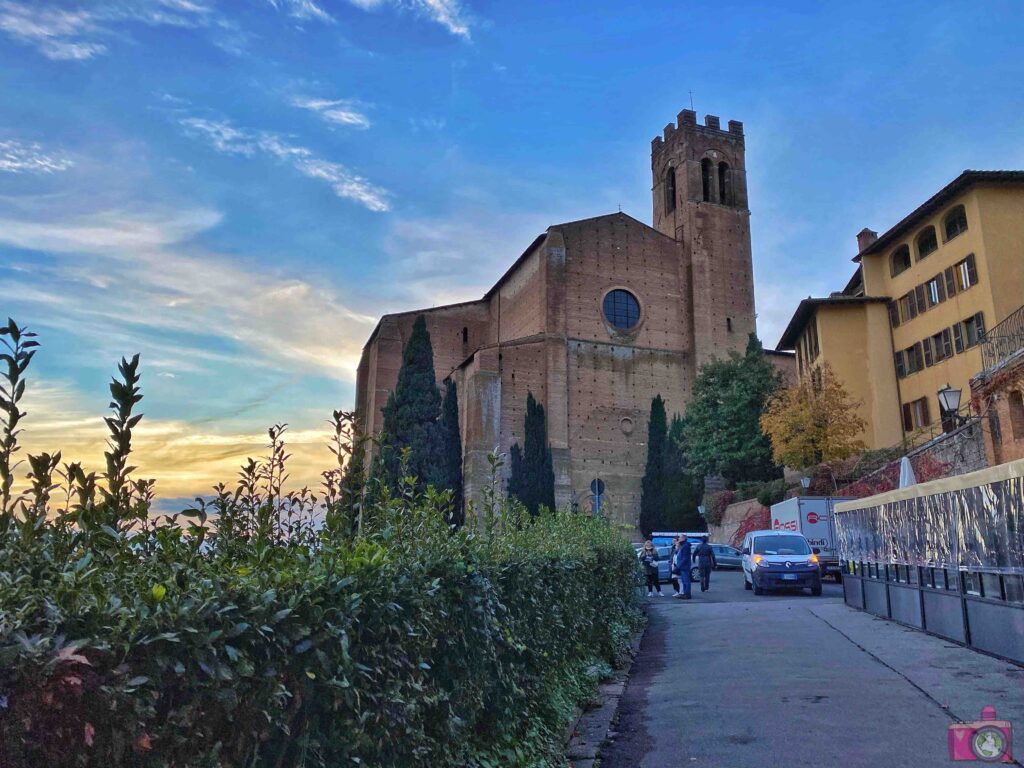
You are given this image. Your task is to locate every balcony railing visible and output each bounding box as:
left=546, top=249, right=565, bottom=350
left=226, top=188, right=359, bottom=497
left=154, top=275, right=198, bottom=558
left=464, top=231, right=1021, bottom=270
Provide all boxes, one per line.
left=980, top=303, right=1024, bottom=373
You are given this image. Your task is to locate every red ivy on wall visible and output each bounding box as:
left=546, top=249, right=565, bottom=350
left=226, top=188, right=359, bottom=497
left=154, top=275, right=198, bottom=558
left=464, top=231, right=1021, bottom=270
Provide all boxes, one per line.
left=836, top=452, right=949, bottom=498
left=730, top=505, right=769, bottom=548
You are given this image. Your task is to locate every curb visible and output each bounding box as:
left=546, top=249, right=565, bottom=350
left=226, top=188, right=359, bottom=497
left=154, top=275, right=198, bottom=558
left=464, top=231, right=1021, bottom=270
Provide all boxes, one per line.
left=564, top=622, right=646, bottom=768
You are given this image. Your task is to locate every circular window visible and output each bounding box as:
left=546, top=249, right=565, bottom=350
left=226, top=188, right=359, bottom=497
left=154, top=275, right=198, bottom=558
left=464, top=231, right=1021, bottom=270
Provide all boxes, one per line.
left=602, top=289, right=640, bottom=330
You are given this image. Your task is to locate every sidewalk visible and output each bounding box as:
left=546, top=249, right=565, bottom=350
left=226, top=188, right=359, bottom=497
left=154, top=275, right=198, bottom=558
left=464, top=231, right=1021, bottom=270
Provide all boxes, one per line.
left=599, top=571, right=1023, bottom=767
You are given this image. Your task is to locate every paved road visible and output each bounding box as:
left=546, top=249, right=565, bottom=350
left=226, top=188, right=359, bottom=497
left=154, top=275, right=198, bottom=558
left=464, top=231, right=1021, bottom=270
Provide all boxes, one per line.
left=601, top=569, right=1024, bottom=768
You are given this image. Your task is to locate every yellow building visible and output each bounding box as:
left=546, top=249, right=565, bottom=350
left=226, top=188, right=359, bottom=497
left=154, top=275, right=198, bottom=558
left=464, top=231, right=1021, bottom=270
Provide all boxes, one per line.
left=777, top=170, right=1024, bottom=449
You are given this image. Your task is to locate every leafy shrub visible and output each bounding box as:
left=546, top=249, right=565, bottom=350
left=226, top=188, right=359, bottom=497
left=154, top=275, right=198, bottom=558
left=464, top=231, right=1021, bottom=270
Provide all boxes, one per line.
left=703, top=490, right=736, bottom=527
left=733, top=478, right=790, bottom=507
left=0, top=320, right=643, bottom=768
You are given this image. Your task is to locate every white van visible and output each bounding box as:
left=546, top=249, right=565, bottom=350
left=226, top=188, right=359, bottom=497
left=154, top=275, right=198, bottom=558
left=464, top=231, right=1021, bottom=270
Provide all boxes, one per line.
left=741, top=529, right=822, bottom=596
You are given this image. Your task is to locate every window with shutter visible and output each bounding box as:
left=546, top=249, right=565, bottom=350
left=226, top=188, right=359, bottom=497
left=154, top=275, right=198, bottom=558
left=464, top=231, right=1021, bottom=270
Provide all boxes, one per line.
left=944, top=266, right=957, bottom=297
left=975, top=311, right=985, bottom=339
left=888, top=301, right=901, bottom=328
left=953, top=322, right=964, bottom=353
left=966, top=253, right=978, bottom=285
left=941, top=328, right=953, bottom=359
left=917, top=398, right=931, bottom=427
left=914, top=285, right=927, bottom=313
left=934, top=274, right=945, bottom=303
left=914, top=342, right=924, bottom=371
left=923, top=337, right=934, bottom=367
left=905, top=291, right=918, bottom=319
left=895, top=350, right=906, bottom=378
left=965, top=315, right=981, bottom=347
left=902, top=403, right=913, bottom=432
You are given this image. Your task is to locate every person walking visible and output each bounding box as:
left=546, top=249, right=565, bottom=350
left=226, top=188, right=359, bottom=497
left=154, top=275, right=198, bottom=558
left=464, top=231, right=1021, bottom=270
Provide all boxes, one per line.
left=638, top=540, right=663, bottom=597
left=668, top=539, right=682, bottom=596
left=673, top=536, right=692, bottom=600
left=694, top=539, right=716, bottom=592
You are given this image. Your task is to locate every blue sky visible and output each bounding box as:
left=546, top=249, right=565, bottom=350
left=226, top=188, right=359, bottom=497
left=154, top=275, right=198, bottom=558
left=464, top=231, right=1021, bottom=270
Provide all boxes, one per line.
left=2, top=0, right=1023, bottom=497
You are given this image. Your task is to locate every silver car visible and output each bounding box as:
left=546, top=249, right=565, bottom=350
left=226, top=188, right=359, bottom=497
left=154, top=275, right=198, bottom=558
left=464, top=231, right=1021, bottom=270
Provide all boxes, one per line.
left=711, top=544, right=743, bottom=569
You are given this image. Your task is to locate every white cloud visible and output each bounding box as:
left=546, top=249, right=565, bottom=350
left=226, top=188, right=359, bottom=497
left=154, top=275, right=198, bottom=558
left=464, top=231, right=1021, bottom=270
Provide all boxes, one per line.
left=0, top=139, right=73, bottom=174
left=342, top=0, right=472, bottom=38
left=291, top=96, right=371, bottom=130
left=0, top=2, right=105, bottom=59
left=266, top=0, right=333, bottom=22
left=0, top=204, right=376, bottom=379
left=0, top=0, right=216, bottom=61
left=180, top=116, right=390, bottom=211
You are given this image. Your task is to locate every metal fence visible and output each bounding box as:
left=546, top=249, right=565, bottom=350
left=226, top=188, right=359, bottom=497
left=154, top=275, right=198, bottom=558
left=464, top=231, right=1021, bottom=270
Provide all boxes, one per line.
left=834, top=465, right=1024, bottom=665
left=980, top=302, right=1024, bottom=373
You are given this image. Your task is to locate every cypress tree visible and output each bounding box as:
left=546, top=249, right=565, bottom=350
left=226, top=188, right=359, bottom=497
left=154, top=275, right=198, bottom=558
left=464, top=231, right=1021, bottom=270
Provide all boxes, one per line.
left=378, top=315, right=442, bottom=491
left=663, top=415, right=705, bottom=532
left=436, top=379, right=464, bottom=525
left=508, top=392, right=556, bottom=515
left=639, top=394, right=668, bottom=536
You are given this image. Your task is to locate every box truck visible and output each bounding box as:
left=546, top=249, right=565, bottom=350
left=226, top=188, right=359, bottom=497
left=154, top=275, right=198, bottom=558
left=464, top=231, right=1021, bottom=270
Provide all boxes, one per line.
left=768, top=497, right=852, bottom=580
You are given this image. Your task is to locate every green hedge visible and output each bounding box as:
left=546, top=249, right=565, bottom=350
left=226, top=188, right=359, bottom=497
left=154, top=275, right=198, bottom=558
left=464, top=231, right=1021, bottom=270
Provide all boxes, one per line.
left=0, top=495, right=641, bottom=767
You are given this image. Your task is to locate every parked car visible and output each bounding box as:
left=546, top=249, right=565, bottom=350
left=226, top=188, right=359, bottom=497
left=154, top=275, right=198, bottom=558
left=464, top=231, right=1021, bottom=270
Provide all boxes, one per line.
left=741, top=529, right=823, bottom=596
left=710, top=543, right=742, bottom=569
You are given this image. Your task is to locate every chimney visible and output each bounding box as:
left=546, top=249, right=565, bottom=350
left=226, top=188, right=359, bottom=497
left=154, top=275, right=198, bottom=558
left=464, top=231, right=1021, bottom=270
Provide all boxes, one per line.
left=857, top=228, right=878, bottom=252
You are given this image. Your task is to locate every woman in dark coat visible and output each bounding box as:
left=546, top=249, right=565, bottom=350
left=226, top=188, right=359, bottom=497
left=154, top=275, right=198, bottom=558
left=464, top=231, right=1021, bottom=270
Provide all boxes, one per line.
left=638, top=540, right=662, bottom=597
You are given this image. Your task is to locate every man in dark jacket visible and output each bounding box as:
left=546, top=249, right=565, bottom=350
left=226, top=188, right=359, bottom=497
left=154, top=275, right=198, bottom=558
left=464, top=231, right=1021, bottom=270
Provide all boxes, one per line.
left=673, top=537, right=692, bottom=600
left=694, top=540, right=717, bottom=592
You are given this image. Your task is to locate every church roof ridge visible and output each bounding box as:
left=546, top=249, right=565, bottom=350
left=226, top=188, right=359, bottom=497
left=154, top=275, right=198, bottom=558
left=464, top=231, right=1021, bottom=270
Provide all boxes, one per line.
left=362, top=211, right=671, bottom=352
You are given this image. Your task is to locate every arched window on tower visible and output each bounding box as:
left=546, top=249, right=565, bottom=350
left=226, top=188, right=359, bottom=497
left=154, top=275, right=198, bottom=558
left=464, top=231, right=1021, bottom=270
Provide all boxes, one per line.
left=718, top=161, right=730, bottom=205
left=701, top=158, right=713, bottom=202
left=665, top=167, right=676, bottom=212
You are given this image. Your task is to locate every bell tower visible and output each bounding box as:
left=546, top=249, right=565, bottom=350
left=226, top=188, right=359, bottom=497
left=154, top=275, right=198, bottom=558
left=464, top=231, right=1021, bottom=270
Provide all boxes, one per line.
left=651, top=109, right=756, bottom=367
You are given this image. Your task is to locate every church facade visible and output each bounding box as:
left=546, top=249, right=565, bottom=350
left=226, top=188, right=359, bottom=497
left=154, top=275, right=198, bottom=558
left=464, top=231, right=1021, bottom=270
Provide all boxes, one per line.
left=355, top=109, right=788, bottom=528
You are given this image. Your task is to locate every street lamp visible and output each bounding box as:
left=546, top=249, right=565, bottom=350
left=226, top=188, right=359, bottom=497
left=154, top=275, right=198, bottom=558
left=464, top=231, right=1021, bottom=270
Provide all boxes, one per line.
left=800, top=476, right=811, bottom=490
left=937, top=383, right=963, bottom=432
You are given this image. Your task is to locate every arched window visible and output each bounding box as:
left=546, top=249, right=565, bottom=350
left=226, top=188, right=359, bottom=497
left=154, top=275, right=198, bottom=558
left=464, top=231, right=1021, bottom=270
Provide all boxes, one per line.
left=1010, top=390, right=1024, bottom=440
left=718, top=161, right=730, bottom=205
left=890, top=245, right=912, bottom=277
left=944, top=205, right=968, bottom=241
left=916, top=226, right=938, bottom=259
left=461, top=327, right=468, bottom=344
left=701, top=158, right=713, bottom=202
left=665, top=167, right=676, bottom=212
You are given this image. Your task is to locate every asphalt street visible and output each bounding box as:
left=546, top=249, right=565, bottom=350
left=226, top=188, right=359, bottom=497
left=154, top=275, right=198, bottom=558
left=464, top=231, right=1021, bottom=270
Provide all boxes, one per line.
left=600, top=569, right=1024, bottom=768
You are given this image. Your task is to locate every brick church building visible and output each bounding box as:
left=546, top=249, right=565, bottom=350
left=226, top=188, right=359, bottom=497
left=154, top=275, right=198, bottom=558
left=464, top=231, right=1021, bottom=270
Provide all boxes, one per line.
left=356, top=109, right=790, bottom=528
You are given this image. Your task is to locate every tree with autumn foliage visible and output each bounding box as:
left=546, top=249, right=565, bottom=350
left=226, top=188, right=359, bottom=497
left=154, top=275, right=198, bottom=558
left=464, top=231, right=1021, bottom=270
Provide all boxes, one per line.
left=760, top=362, right=867, bottom=470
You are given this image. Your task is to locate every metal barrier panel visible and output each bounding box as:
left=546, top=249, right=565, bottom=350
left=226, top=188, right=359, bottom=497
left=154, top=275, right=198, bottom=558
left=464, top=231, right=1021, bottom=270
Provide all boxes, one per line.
left=844, top=575, right=864, bottom=609
left=889, top=583, right=924, bottom=628
left=965, top=600, right=1024, bottom=663
left=922, top=590, right=967, bottom=643
left=864, top=579, right=889, bottom=617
